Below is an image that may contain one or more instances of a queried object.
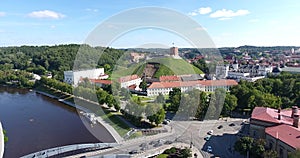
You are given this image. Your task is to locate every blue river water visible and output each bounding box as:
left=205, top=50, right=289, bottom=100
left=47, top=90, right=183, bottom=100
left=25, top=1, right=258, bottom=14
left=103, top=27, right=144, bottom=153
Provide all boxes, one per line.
left=0, top=86, right=114, bottom=158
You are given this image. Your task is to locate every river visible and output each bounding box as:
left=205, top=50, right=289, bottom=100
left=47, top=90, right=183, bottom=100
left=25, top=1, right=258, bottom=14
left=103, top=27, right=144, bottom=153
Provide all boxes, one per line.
left=0, top=86, right=115, bottom=158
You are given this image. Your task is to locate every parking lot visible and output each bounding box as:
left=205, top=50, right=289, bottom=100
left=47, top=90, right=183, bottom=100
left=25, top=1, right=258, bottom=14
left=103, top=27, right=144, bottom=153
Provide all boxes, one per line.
left=198, top=118, right=249, bottom=158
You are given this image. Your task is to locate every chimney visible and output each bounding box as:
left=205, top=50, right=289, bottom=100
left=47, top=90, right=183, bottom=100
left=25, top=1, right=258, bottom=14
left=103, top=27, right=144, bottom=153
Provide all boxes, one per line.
left=292, top=106, right=298, bottom=118
left=293, top=114, right=299, bottom=128
left=278, top=108, right=281, bottom=120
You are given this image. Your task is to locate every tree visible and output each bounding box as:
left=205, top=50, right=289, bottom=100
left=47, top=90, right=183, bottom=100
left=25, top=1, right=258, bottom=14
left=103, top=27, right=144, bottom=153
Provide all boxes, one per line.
left=251, top=139, right=266, bottom=158
left=147, top=107, right=165, bottom=126
left=222, top=93, right=238, bottom=116
left=168, top=88, right=181, bottom=112
left=263, top=150, right=278, bottom=158
left=288, top=149, right=300, bottom=158
left=105, top=94, right=114, bottom=108
left=234, top=136, right=254, bottom=156
left=180, top=147, right=192, bottom=158
left=104, top=63, right=111, bottom=73
left=120, top=87, right=131, bottom=100
left=139, top=78, right=147, bottom=92
left=155, top=93, right=165, bottom=104
left=3, top=130, right=8, bottom=143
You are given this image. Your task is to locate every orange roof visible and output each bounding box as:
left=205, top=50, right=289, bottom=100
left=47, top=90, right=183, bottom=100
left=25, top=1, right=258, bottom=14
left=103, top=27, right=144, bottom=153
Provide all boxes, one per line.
left=118, top=75, right=140, bottom=83
left=198, top=80, right=238, bottom=86
left=89, top=79, right=112, bottom=85
left=159, top=75, right=180, bottom=82
left=148, top=80, right=237, bottom=89
left=266, top=124, right=300, bottom=149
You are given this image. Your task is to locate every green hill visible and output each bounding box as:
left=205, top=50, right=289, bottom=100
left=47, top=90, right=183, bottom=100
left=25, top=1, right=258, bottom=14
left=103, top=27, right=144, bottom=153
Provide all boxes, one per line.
left=151, top=58, right=203, bottom=78
left=111, top=57, right=203, bottom=79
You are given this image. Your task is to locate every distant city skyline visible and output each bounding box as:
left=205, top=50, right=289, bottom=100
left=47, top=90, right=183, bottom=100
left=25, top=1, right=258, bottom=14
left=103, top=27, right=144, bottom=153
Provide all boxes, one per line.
left=1, top=0, right=300, bottom=47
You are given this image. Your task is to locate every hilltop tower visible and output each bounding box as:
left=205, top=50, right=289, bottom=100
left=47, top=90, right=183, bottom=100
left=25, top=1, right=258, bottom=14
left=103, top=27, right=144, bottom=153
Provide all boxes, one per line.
left=170, top=43, right=179, bottom=57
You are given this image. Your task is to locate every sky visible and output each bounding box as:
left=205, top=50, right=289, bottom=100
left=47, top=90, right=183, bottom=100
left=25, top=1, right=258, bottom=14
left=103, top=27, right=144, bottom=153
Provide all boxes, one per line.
left=1, top=0, right=300, bottom=48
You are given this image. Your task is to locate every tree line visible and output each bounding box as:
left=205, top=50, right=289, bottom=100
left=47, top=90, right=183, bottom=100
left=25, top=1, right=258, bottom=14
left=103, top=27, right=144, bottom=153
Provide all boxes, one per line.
left=0, top=44, right=125, bottom=81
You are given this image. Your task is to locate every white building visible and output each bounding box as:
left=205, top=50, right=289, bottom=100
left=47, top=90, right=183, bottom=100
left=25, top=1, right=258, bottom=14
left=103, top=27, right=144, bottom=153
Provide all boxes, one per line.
left=216, top=65, right=229, bottom=79
left=118, top=75, right=142, bottom=91
left=64, top=68, right=107, bottom=85
left=147, top=80, right=238, bottom=96
left=216, top=63, right=272, bottom=80
left=227, top=71, right=250, bottom=79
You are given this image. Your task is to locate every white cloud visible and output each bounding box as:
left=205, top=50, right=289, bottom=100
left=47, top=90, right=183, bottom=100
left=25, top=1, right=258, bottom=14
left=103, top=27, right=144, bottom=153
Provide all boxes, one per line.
left=86, top=8, right=99, bottom=12
left=188, top=11, right=198, bottom=16
left=219, top=17, right=232, bottom=21
left=198, top=7, right=212, bottom=15
left=28, top=10, right=65, bottom=19
left=210, top=9, right=250, bottom=20
left=0, top=12, right=6, bottom=17
left=188, top=7, right=212, bottom=16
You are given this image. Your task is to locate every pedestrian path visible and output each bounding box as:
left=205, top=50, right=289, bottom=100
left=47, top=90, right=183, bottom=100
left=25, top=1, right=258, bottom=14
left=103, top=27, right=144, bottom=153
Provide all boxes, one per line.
left=0, top=121, right=4, bottom=158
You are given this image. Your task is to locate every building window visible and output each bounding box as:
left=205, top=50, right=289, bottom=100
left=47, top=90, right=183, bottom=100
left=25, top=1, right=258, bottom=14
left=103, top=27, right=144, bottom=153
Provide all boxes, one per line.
left=269, top=142, right=273, bottom=149
left=279, top=148, right=283, bottom=158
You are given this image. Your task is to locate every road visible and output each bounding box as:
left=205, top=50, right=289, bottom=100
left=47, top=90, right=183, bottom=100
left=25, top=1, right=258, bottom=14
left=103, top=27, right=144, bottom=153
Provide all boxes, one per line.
left=66, top=118, right=247, bottom=158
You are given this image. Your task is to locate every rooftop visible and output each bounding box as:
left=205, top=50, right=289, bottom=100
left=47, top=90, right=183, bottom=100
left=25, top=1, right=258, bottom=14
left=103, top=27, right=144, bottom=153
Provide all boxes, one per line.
left=251, top=107, right=299, bottom=125
left=89, top=79, right=112, bottom=85
left=118, top=75, right=140, bottom=83
left=159, top=75, right=180, bottom=82
left=266, top=124, right=300, bottom=149
left=148, top=79, right=238, bottom=89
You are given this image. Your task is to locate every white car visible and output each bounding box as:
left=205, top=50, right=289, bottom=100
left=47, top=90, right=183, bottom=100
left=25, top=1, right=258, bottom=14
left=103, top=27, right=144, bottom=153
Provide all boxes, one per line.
left=207, top=146, right=213, bottom=153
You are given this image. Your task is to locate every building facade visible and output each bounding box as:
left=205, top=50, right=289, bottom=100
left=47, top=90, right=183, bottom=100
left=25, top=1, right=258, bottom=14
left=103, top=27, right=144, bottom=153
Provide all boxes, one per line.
left=118, top=75, right=142, bottom=91
left=64, top=68, right=107, bottom=85
left=147, top=79, right=238, bottom=96
left=250, top=106, right=300, bottom=158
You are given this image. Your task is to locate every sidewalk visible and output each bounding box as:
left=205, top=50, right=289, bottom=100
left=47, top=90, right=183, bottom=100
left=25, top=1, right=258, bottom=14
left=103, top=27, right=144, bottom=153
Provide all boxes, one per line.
left=0, top=121, right=4, bottom=158
left=134, top=142, right=203, bottom=158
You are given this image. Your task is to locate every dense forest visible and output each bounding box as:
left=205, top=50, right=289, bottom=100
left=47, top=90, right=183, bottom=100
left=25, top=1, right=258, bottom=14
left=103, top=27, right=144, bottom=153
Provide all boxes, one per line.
left=0, top=44, right=124, bottom=81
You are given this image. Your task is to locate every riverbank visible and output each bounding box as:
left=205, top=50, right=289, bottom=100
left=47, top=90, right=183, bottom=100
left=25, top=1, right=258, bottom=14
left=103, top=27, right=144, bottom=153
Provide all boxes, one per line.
left=34, top=89, right=124, bottom=143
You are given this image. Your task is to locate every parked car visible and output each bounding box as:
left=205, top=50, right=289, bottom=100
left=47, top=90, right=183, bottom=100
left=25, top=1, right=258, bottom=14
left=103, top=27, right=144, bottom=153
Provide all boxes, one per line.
left=129, top=150, right=138, bottom=154
left=154, top=143, right=163, bottom=147
left=229, top=123, right=236, bottom=127
left=207, top=146, right=213, bottom=153
left=217, top=125, right=223, bottom=129
left=205, top=135, right=212, bottom=141
left=207, top=130, right=214, bottom=135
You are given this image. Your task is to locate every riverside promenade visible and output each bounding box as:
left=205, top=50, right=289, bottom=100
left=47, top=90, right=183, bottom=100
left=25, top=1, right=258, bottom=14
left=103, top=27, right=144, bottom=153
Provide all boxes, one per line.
left=35, top=90, right=123, bottom=143
left=0, top=121, right=4, bottom=158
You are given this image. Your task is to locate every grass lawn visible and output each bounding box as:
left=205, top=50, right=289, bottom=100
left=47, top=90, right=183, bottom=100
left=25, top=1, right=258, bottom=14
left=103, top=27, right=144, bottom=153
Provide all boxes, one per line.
left=131, top=95, right=152, bottom=101
left=128, top=131, right=143, bottom=139
left=157, top=154, right=168, bottom=158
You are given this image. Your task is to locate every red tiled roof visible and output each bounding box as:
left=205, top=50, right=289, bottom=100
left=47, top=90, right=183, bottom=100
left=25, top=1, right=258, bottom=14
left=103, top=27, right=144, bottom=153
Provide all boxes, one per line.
left=159, top=75, right=180, bottom=82
left=198, top=80, right=238, bottom=86
left=251, top=107, right=299, bottom=125
left=148, top=80, right=237, bottom=89
left=266, top=124, right=300, bottom=149
left=118, top=75, right=140, bottom=83
left=89, top=79, right=112, bottom=85
left=128, top=84, right=137, bottom=90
